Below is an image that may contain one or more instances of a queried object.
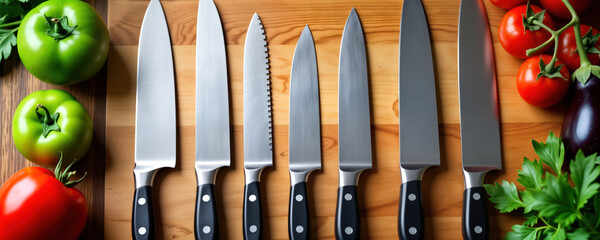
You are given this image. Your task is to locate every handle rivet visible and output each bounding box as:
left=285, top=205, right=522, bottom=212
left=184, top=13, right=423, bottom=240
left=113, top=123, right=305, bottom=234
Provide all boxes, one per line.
left=295, top=194, right=304, bottom=202
left=344, top=193, right=352, bottom=201
left=408, top=194, right=416, bottom=201
left=202, top=194, right=211, bottom=202
left=345, top=227, right=353, bottom=235
left=138, top=227, right=147, bottom=235
left=409, top=227, right=418, bottom=235
left=249, top=194, right=257, bottom=202
left=138, top=198, right=146, bottom=205
left=472, top=193, right=481, bottom=200
left=295, top=225, right=304, bottom=233
left=203, top=226, right=211, bottom=234
left=249, top=225, right=258, bottom=233
left=474, top=226, right=483, bottom=234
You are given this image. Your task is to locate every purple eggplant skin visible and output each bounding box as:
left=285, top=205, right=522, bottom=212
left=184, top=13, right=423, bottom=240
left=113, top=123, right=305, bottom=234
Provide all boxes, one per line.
left=561, top=74, right=600, bottom=163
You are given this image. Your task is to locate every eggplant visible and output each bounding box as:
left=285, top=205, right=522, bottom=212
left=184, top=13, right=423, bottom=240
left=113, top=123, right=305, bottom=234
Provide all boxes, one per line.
left=561, top=75, right=600, bottom=162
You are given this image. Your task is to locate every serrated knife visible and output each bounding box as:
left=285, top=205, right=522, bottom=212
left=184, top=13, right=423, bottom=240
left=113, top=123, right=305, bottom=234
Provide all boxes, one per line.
left=288, top=25, right=321, bottom=240
left=335, top=8, right=372, bottom=240
left=458, top=0, right=502, bottom=239
left=243, top=13, right=272, bottom=240
left=194, top=0, right=230, bottom=239
left=132, top=0, right=176, bottom=239
left=397, top=0, right=440, bottom=239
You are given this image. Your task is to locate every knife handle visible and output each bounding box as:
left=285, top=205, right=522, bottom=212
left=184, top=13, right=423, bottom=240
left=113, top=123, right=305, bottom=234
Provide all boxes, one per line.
left=289, top=182, right=309, bottom=240
left=195, top=184, right=218, bottom=240
left=398, top=180, right=424, bottom=240
left=462, top=187, right=488, bottom=240
left=132, top=186, right=154, bottom=240
left=243, top=181, right=263, bottom=240
left=335, top=186, right=359, bottom=240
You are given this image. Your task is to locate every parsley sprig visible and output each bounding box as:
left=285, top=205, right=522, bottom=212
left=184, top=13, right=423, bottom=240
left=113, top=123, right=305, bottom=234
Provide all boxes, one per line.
left=485, top=132, right=600, bottom=239
left=0, top=0, right=46, bottom=63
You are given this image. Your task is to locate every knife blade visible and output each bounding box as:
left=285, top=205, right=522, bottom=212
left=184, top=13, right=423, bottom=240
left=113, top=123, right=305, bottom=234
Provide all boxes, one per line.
left=336, top=8, right=372, bottom=240
left=132, top=0, right=176, bottom=239
left=458, top=0, right=502, bottom=239
left=194, top=0, right=230, bottom=239
left=288, top=25, right=321, bottom=240
left=398, top=0, right=440, bottom=239
left=243, top=12, right=272, bottom=240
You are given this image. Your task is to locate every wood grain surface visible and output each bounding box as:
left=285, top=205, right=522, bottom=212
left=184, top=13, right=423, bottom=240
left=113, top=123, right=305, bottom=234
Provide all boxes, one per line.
left=0, top=0, right=107, bottom=239
left=104, top=0, right=579, bottom=239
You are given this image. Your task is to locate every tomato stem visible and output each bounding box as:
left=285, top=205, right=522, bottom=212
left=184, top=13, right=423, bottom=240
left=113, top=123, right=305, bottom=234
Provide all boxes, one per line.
left=35, top=104, right=61, bottom=138
left=53, top=153, right=86, bottom=188
left=561, top=0, right=593, bottom=67
left=44, top=15, right=78, bottom=41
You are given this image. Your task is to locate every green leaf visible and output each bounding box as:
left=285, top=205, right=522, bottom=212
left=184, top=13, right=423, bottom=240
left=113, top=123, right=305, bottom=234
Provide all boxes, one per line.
left=566, top=228, right=590, bottom=240
left=518, top=158, right=545, bottom=190
left=543, top=227, right=566, bottom=240
left=593, top=195, right=600, bottom=228
left=521, top=190, right=537, bottom=213
left=506, top=224, right=541, bottom=240
left=485, top=181, right=525, bottom=213
left=528, top=174, right=578, bottom=226
left=570, top=151, right=600, bottom=209
left=523, top=213, right=540, bottom=227
left=0, top=2, right=23, bottom=22
left=0, top=28, right=17, bottom=62
left=532, top=131, right=565, bottom=175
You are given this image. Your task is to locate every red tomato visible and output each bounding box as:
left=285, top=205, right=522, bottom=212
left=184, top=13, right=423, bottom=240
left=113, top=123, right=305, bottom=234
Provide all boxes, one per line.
left=517, top=55, right=571, bottom=107
left=0, top=167, right=87, bottom=240
left=557, top=24, right=600, bottom=72
left=499, top=5, right=556, bottom=59
left=489, top=0, right=528, bottom=10
left=540, top=0, right=591, bottom=19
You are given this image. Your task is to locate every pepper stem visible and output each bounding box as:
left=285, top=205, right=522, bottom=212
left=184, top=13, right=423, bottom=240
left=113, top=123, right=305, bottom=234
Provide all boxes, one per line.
left=35, top=104, right=61, bottom=138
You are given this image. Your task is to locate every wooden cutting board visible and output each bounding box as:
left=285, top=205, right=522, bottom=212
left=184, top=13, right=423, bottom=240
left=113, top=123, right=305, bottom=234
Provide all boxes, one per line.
left=104, top=0, right=569, bottom=239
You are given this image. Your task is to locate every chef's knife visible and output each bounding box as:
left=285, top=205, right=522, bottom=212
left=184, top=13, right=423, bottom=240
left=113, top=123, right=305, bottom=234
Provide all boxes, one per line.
left=194, top=0, right=230, bottom=239
left=288, top=25, right=321, bottom=240
left=397, top=0, right=440, bottom=239
left=458, top=1, right=502, bottom=239
left=336, top=8, right=372, bottom=240
left=243, top=13, right=272, bottom=240
left=132, top=0, right=176, bottom=239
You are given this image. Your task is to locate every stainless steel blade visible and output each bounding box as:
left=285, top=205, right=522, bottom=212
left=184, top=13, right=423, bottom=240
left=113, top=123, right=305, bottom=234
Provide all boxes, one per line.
left=458, top=0, right=502, bottom=172
left=289, top=26, right=321, bottom=174
left=134, top=0, right=176, bottom=172
left=196, top=0, right=230, bottom=174
left=243, top=13, right=272, bottom=170
left=338, top=8, right=372, bottom=172
left=399, top=0, right=440, bottom=171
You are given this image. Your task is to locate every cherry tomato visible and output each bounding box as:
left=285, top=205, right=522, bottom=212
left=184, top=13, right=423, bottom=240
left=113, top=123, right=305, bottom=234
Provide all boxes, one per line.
left=516, top=55, right=570, bottom=107
left=499, top=5, right=555, bottom=59
left=489, top=0, right=528, bottom=10
left=540, top=0, right=591, bottom=19
left=557, top=24, right=600, bottom=72
left=0, top=166, right=87, bottom=240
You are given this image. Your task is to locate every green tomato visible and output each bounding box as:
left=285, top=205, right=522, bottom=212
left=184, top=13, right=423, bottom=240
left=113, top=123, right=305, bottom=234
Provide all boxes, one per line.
left=17, top=0, right=109, bottom=85
left=13, top=89, right=93, bottom=168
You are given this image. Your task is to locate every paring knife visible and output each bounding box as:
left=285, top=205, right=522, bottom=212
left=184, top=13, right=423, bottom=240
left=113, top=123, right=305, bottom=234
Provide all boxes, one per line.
left=194, top=0, right=230, bottom=239
left=243, top=13, right=272, bottom=240
left=458, top=0, right=502, bottom=239
left=397, top=0, right=440, bottom=239
left=132, top=0, right=176, bottom=239
left=288, top=26, right=321, bottom=240
left=335, top=8, right=372, bottom=240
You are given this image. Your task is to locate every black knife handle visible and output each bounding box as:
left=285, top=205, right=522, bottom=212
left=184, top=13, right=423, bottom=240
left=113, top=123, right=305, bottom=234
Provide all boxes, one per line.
left=132, top=186, right=154, bottom=240
left=289, top=182, right=309, bottom=240
left=462, top=187, right=488, bottom=240
left=398, top=180, right=424, bottom=240
left=243, top=181, right=263, bottom=240
left=335, top=186, right=359, bottom=240
left=195, top=184, right=218, bottom=240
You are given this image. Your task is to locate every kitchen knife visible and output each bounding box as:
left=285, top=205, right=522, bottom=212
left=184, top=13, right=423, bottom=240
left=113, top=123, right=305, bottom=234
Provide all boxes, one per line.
left=336, top=8, right=372, bottom=240
left=194, top=0, right=230, bottom=239
left=458, top=1, right=502, bottom=239
left=397, top=0, right=440, bottom=239
left=132, top=0, right=176, bottom=239
left=288, top=25, right=321, bottom=240
left=243, top=13, right=272, bottom=240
